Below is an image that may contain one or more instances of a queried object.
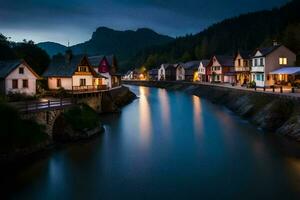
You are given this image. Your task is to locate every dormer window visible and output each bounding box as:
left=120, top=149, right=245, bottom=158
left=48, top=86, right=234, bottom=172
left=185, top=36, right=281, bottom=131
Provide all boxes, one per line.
left=19, top=67, right=24, bottom=74
left=279, top=57, right=287, bottom=65
left=78, top=66, right=88, bottom=72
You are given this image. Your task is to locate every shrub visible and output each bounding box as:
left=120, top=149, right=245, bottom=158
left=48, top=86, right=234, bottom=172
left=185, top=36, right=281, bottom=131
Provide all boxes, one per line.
left=7, top=92, right=37, bottom=102
left=63, top=104, right=99, bottom=131
left=0, top=103, right=48, bottom=154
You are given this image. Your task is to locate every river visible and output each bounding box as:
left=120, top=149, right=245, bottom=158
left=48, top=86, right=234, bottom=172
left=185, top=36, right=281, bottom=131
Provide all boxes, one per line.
left=2, top=85, right=300, bottom=199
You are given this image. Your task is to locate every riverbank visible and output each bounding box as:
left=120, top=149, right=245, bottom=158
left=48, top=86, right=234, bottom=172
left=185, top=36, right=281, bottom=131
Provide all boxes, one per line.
left=0, top=86, right=137, bottom=166
left=124, top=80, right=300, bottom=142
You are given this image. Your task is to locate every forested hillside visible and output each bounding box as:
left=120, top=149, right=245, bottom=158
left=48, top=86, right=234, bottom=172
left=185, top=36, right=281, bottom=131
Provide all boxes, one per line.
left=129, top=0, right=300, bottom=69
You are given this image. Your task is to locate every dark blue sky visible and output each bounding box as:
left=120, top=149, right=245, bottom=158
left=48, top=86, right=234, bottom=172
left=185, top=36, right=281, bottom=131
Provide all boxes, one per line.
left=0, top=0, right=289, bottom=45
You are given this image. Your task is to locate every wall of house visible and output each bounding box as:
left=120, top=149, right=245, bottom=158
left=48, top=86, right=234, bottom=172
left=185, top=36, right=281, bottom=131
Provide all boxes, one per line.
left=5, top=63, right=37, bottom=95
left=176, top=66, right=185, bottom=81
left=99, top=72, right=112, bottom=88
left=72, top=75, right=93, bottom=87
left=48, top=77, right=72, bottom=90
left=265, top=46, right=297, bottom=85
left=158, top=67, right=165, bottom=80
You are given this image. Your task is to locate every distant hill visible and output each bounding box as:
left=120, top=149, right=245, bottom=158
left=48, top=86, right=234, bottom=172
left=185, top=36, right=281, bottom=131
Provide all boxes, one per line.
left=128, top=0, right=300, bottom=69
left=37, top=42, right=67, bottom=57
left=38, top=27, right=173, bottom=70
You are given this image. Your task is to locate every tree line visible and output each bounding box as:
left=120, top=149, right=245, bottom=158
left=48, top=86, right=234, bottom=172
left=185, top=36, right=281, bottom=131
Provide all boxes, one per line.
left=127, top=0, right=300, bottom=70
left=0, top=34, right=50, bottom=75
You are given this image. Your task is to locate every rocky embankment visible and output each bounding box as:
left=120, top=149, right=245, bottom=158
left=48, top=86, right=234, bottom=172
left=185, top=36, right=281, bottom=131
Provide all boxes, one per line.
left=124, top=81, right=300, bottom=141
left=101, top=86, right=137, bottom=113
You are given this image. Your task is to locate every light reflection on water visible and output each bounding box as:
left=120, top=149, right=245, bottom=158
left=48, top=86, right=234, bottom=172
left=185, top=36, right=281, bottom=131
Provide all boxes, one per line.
left=139, top=87, right=152, bottom=148
left=2, top=85, right=300, bottom=200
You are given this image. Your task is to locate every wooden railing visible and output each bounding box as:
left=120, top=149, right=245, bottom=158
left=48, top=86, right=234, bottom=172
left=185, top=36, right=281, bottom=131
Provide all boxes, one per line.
left=14, top=98, right=74, bottom=113
left=72, top=85, right=108, bottom=92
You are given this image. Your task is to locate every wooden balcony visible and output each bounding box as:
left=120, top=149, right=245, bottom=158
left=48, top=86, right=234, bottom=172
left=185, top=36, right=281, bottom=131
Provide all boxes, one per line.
left=72, top=85, right=108, bottom=94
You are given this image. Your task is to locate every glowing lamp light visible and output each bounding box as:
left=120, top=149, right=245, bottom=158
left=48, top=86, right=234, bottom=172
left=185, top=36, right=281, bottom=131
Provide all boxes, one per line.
left=193, top=72, right=199, bottom=82
left=139, top=74, right=145, bottom=80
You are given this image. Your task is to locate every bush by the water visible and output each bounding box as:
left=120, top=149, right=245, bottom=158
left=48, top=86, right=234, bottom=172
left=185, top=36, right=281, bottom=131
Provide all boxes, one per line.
left=63, top=104, right=99, bottom=131
left=0, top=103, right=48, bottom=154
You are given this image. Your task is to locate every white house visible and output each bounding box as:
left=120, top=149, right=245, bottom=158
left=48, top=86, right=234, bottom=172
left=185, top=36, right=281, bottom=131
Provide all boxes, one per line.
left=43, top=50, right=107, bottom=91
left=197, top=60, right=210, bottom=82
left=158, top=64, right=167, bottom=81
left=176, top=64, right=185, bottom=81
left=0, top=59, right=39, bottom=95
left=251, top=44, right=296, bottom=87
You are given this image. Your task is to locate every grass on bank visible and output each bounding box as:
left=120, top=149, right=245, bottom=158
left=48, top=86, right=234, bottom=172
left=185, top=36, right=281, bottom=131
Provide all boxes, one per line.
left=0, top=102, right=48, bottom=154
left=63, top=104, right=99, bottom=131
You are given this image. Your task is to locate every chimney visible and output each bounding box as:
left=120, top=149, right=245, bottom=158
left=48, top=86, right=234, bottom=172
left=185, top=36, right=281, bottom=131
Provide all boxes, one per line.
left=273, top=40, right=278, bottom=46
left=65, top=49, right=73, bottom=64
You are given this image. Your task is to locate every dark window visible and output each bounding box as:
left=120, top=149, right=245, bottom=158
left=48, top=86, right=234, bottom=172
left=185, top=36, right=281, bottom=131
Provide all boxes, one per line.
left=238, top=59, right=241, bottom=67
left=19, top=67, right=24, bottom=74
left=57, top=79, right=61, bottom=87
left=80, top=79, right=86, bottom=86
left=23, top=79, right=28, bottom=88
left=12, top=79, right=18, bottom=89
left=260, top=58, right=264, bottom=66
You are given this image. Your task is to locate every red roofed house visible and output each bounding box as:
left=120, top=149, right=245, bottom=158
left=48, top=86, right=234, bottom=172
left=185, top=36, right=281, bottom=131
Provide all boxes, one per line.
left=206, top=55, right=235, bottom=83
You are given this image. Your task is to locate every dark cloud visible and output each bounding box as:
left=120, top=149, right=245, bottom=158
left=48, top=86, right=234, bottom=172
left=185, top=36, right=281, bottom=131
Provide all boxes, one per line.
left=0, top=0, right=289, bottom=44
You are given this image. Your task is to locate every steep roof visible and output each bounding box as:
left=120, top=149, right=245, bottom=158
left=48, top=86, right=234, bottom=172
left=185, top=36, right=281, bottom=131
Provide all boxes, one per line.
left=183, top=61, right=201, bottom=70
left=0, top=59, right=39, bottom=79
left=43, top=54, right=104, bottom=78
left=200, top=59, right=210, bottom=67
left=235, top=50, right=252, bottom=59
left=253, top=45, right=281, bottom=57
left=214, top=55, right=234, bottom=67
left=88, top=55, right=115, bottom=67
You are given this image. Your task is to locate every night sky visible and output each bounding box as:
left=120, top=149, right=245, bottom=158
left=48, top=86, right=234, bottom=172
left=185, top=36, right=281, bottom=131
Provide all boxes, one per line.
left=0, top=0, right=289, bottom=45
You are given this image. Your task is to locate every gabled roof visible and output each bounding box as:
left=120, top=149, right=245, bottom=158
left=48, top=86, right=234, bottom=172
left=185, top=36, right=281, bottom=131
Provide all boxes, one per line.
left=213, top=55, right=234, bottom=67
left=183, top=61, right=201, bottom=70
left=253, top=45, right=281, bottom=57
left=200, top=59, right=210, bottom=67
left=43, top=55, right=99, bottom=77
left=0, top=59, right=39, bottom=79
left=88, top=55, right=115, bottom=67
left=235, top=50, right=252, bottom=60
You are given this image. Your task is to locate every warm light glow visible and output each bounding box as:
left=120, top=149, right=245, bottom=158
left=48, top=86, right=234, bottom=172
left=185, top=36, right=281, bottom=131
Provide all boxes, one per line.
left=279, top=57, right=287, bottom=65
left=139, top=74, right=145, bottom=80
left=192, top=95, right=203, bottom=137
left=139, top=87, right=152, bottom=146
left=158, top=89, right=170, bottom=133
left=193, top=71, right=199, bottom=82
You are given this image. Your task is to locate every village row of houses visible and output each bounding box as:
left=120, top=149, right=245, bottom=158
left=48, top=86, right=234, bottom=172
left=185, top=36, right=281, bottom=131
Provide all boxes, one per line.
left=124, top=43, right=299, bottom=87
left=0, top=50, right=121, bottom=96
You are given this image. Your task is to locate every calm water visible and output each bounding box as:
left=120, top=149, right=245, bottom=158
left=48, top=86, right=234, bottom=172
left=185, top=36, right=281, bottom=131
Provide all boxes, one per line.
left=2, top=85, right=300, bottom=199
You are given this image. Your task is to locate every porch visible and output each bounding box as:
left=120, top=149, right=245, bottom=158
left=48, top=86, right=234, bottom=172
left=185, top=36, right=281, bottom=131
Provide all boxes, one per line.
left=269, top=67, right=300, bottom=88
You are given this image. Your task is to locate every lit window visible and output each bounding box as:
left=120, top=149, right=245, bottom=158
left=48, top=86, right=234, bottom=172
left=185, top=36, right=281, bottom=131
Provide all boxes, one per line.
left=279, top=57, right=287, bottom=65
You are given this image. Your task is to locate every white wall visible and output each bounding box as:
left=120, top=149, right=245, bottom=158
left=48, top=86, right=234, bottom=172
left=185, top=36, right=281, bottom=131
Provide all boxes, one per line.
left=158, top=66, right=165, bottom=80
left=48, top=77, right=72, bottom=90
left=5, top=63, right=37, bottom=95
left=72, top=75, right=93, bottom=87
left=176, top=66, right=185, bottom=81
